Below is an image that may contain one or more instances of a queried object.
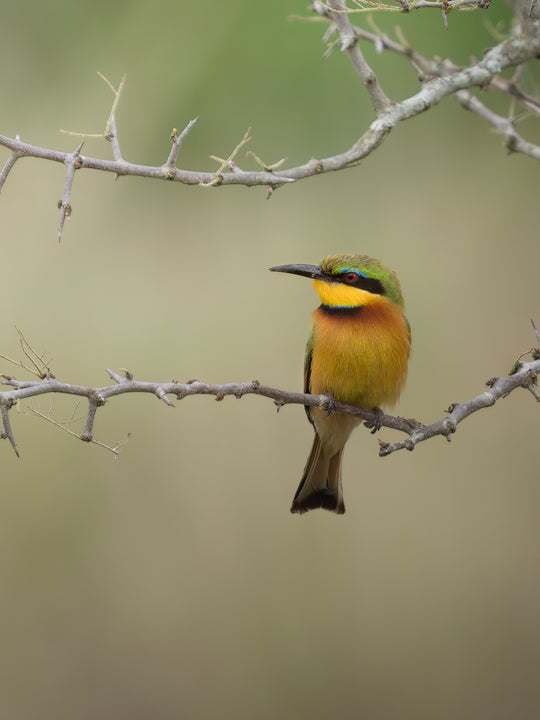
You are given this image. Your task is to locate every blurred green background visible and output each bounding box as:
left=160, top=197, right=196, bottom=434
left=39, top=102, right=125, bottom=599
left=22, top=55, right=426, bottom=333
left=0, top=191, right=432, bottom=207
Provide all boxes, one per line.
left=1, top=1, right=539, bottom=718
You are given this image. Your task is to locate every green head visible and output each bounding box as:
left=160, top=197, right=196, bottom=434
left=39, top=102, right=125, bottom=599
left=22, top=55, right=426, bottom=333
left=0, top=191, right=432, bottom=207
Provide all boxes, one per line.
left=319, top=254, right=405, bottom=307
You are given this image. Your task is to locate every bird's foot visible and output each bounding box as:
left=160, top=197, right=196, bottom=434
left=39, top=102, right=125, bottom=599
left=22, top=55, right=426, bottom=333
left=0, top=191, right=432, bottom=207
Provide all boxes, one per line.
left=321, top=394, right=337, bottom=416
left=364, top=406, right=384, bottom=434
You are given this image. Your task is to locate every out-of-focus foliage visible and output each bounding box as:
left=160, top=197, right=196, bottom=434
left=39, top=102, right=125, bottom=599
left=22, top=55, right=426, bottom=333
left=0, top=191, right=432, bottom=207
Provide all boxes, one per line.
left=1, top=2, right=539, bottom=719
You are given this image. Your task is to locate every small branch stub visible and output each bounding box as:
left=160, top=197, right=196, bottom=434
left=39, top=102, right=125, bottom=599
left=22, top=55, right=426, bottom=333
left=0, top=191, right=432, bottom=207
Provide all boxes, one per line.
left=165, top=117, right=199, bottom=170
left=57, top=141, right=84, bottom=242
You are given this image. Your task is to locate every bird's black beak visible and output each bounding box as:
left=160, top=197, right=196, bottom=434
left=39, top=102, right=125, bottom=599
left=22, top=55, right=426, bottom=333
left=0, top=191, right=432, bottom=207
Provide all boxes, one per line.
left=269, top=264, right=324, bottom=280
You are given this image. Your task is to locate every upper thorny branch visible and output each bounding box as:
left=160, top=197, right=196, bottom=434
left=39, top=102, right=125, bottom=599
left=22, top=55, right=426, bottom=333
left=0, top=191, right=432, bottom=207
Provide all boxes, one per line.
left=0, top=6, right=538, bottom=239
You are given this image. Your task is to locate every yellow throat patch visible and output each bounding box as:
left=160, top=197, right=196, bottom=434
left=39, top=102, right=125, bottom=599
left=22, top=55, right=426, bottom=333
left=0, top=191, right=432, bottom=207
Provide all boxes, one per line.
left=313, top=279, right=383, bottom=308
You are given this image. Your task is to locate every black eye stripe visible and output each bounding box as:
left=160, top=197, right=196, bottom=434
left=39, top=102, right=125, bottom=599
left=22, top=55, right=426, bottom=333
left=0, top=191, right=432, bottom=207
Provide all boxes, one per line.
left=337, top=273, right=385, bottom=295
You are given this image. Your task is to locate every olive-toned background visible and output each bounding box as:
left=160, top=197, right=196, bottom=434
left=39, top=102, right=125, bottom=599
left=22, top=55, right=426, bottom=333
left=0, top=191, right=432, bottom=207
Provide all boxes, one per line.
left=1, top=2, right=539, bottom=718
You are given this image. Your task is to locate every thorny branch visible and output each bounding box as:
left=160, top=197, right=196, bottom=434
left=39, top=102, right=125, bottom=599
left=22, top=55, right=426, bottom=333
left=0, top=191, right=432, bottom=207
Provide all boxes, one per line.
left=0, top=8, right=539, bottom=238
left=326, top=0, right=495, bottom=28
left=1, top=337, right=539, bottom=458
left=324, top=0, right=490, bottom=11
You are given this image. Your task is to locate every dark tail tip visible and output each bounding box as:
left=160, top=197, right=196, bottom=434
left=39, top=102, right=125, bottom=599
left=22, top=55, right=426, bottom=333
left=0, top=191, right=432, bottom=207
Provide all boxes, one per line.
left=290, top=491, right=345, bottom=515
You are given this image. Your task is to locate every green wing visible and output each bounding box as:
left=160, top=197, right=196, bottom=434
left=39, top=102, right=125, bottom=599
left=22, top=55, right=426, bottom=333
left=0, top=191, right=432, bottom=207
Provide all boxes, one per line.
left=404, top=314, right=412, bottom=351
left=304, top=328, right=315, bottom=426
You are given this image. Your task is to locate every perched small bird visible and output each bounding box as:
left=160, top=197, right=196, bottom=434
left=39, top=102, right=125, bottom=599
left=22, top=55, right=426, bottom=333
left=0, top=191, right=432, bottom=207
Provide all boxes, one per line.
left=270, top=254, right=411, bottom=515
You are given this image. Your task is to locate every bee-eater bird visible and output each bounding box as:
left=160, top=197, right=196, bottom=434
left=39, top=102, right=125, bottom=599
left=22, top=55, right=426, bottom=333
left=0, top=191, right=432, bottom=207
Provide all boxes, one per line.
left=270, top=254, right=410, bottom=515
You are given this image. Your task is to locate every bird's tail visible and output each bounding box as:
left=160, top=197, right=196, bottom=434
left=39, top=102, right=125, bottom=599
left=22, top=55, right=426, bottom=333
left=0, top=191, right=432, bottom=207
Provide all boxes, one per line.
left=290, top=432, right=345, bottom=515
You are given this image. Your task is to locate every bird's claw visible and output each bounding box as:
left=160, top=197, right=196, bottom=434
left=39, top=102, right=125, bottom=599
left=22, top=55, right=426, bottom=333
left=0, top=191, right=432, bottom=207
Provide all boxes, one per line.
left=321, top=394, right=337, bottom=416
left=364, top=406, right=384, bottom=434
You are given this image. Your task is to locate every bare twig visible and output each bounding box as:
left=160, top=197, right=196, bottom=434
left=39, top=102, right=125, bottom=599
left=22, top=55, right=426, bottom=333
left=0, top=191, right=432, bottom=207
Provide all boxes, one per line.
left=57, top=141, right=84, bottom=242
left=101, top=72, right=126, bottom=138
left=27, top=406, right=121, bottom=456
left=0, top=350, right=40, bottom=379
left=246, top=150, right=288, bottom=172
left=325, top=0, right=392, bottom=113
left=107, top=114, right=123, bottom=162
left=0, top=140, right=21, bottom=195
left=60, top=73, right=126, bottom=142
left=15, top=327, right=51, bottom=378
left=0, top=401, right=19, bottom=457
left=201, top=127, right=253, bottom=187
left=490, top=76, right=540, bottom=117
left=455, top=89, right=540, bottom=158
left=165, top=117, right=199, bottom=170
left=532, top=319, right=540, bottom=347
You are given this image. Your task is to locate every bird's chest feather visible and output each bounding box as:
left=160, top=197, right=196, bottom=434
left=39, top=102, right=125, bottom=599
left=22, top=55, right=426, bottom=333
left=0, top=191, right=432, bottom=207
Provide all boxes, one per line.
left=309, top=302, right=410, bottom=408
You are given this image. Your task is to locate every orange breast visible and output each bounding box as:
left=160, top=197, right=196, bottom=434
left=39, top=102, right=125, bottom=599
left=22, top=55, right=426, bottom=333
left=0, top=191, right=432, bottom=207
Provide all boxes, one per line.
left=309, top=299, right=410, bottom=409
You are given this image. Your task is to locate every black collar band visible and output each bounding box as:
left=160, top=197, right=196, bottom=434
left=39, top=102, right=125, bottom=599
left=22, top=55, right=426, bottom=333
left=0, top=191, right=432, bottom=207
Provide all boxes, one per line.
left=319, top=304, right=363, bottom=316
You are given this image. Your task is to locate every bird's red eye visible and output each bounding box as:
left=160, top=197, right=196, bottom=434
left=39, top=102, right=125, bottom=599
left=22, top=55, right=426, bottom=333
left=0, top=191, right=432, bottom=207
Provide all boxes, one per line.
left=344, top=272, right=358, bottom=283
